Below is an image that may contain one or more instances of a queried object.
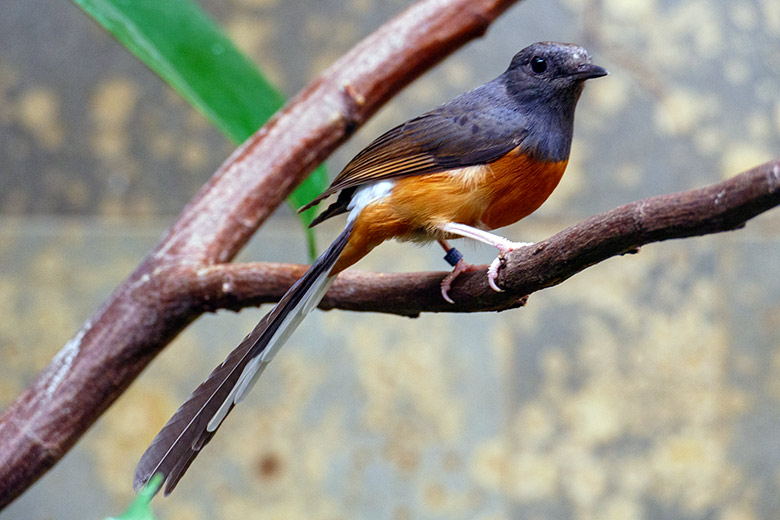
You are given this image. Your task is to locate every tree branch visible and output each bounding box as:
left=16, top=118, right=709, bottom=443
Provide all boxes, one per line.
left=184, top=159, right=780, bottom=317
left=0, top=0, right=522, bottom=508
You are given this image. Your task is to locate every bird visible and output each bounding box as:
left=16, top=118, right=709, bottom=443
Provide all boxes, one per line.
left=133, top=41, right=607, bottom=495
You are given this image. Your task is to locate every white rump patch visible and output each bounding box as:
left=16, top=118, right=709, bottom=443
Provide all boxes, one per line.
left=347, top=180, right=395, bottom=222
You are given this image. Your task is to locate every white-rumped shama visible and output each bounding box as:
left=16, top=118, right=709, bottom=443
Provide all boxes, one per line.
left=134, top=41, right=607, bottom=495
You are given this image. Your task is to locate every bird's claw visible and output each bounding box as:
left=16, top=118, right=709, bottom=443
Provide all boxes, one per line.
left=487, top=256, right=505, bottom=292
left=441, top=283, right=455, bottom=304
left=488, top=242, right=532, bottom=292
left=440, top=258, right=481, bottom=303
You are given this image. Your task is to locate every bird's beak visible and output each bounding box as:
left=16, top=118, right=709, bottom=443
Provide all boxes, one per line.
left=571, top=63, right=609, bottom=80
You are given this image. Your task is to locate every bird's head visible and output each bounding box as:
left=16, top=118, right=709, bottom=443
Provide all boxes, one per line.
left=503, top=41, right=608, bottom=103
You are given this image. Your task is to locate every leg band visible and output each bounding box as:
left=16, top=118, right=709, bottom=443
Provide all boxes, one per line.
left=443, top=247, right=463, bottom=267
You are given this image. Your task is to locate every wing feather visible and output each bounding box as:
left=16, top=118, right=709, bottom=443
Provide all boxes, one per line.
left=300, top=82, right=529, bottom=215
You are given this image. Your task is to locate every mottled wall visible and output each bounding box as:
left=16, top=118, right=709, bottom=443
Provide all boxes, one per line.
left=1, top=0, right=780, bottom=519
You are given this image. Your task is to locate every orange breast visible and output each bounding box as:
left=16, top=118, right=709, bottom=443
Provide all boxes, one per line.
left=331, top=147, right=568, bottom=273
left=478, top=148, right=568, bottom=229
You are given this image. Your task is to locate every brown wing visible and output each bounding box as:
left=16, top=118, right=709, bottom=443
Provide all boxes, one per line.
left=300, top=82, right=530, bottom=218
left=300, top=114, right=443, bottom=213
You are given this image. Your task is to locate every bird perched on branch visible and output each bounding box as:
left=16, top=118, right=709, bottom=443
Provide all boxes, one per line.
left=134, top=41, right=607, bottom=495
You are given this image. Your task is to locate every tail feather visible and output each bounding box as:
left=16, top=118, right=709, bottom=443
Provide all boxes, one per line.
left=133, top=221, right=354, bottom=495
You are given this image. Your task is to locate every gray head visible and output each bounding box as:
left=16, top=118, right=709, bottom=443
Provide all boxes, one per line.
left=502, top=41, right=607, bottom=106
left=493, top=42, right=606, bottom=161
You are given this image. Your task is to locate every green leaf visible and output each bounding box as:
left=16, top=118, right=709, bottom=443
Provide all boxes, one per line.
left=106, top=474, right=162, bottom=520
left=73, top=0, right=326, bottom=257
left=289, top=166, right=327, bottom=258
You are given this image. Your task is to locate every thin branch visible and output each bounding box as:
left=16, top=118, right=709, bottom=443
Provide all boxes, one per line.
left=189, top=159, right=780, bottom=317
left=0, top=0, right=522, bottom=508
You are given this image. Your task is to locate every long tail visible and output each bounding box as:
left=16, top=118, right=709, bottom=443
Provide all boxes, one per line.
left=133, top=220, right=355, bottom=495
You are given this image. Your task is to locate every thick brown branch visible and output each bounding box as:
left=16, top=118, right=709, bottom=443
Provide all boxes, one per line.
left=188, top=159, right=780, bottom=316
left=0, top=0, right=522, bottom=508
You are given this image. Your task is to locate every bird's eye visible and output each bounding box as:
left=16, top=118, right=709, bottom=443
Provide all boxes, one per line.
left=530, top=56, right=547, bottom=74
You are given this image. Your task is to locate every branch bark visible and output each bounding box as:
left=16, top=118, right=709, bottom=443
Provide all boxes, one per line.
left=0, top=0, right=522, bottom=508
left=182, top=159, right=780, bottom=317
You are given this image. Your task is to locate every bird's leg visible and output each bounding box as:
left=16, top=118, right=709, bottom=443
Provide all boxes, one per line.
left=438, top=223, right=533, bottom=292
left=437, top=240, right=483, bottom=303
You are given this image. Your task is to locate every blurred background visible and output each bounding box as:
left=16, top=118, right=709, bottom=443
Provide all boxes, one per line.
left=2, top=0, right=780, bottom=518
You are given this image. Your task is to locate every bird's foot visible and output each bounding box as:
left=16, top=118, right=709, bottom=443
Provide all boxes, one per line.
left=441, top=258, right=483, bottom=304
left=487, top=241, right=533, bottom=292
left=495, top=240, right=534, bottom=257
